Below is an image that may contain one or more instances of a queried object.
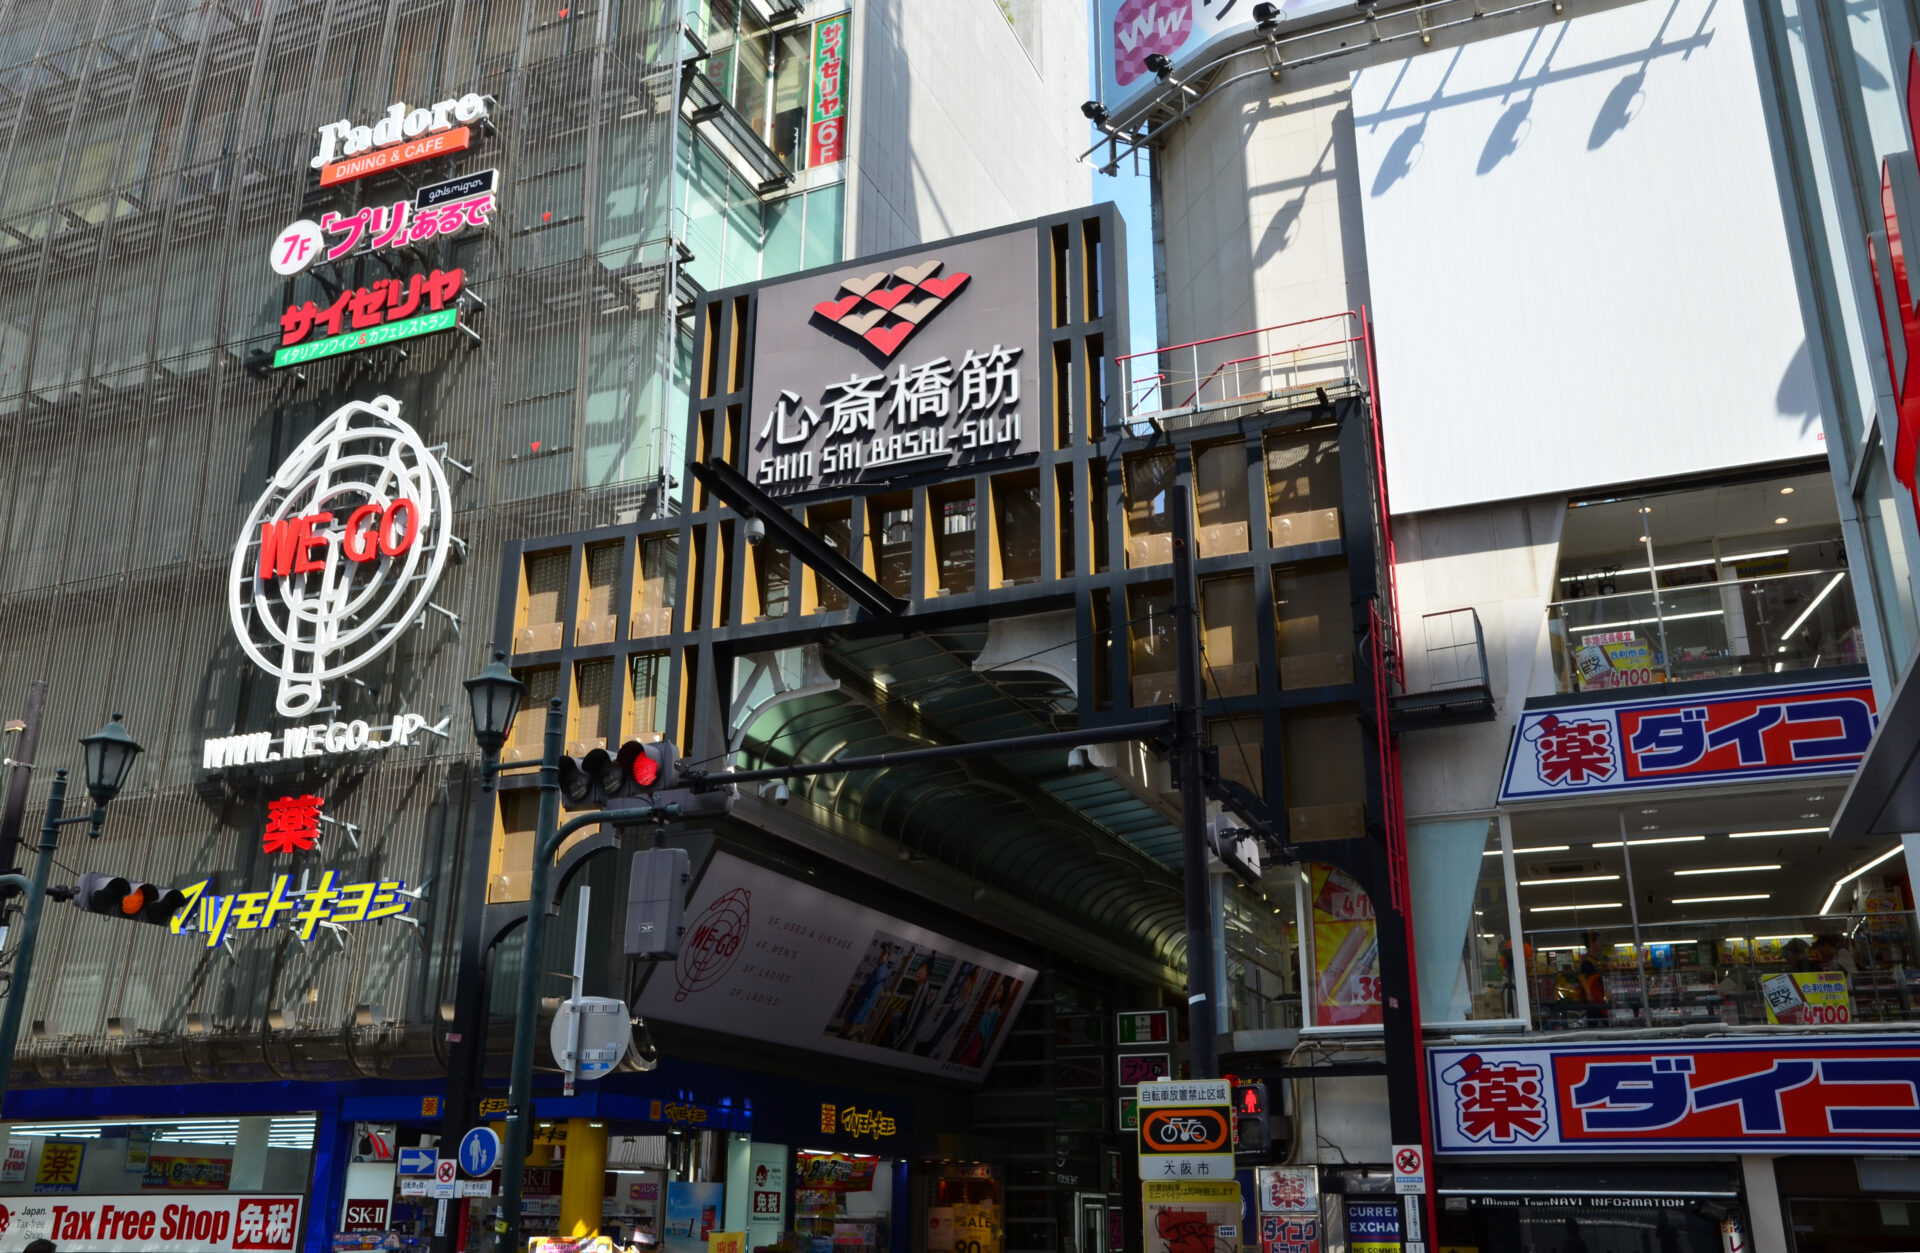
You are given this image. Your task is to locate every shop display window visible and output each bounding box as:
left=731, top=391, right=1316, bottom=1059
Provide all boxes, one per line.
left=792, top=1151, right=888, bottom=1253
left=1547, top=467, right=1860, bottom=692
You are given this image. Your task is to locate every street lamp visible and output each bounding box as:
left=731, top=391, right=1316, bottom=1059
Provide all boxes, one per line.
left=80, top=713, right=142, bottom=809
left=0, top=713, right=143, bottom=1104
left=464, top=654, right=524, bottom=757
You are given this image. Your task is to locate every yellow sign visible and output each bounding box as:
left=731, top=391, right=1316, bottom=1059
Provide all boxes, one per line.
left=532, top=1123, right=568, bottom=1145
left=1142, top=1181, right=1241, bottom=1203
left=709, top=1233, right=747, bottom=1253
left=1311, top=864, right=1381, bottom=1026
left=34, top=1140, right=84, bottom=1192
left=1356, top=1246, right=1399, bottom=1253
left=1762, top=971, right=1853, bottom=1025
left=648, top=1099, right=710, bottom=1125
left=951, top=1204, right=1001, bottom=1253
left=839, top=1106, right=897, bottom=1138
left=480, top=1097, right=510, bottom=1115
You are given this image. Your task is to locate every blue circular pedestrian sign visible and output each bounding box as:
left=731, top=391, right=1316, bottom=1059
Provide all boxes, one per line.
left=458, top=1126, right=500, bottom=1178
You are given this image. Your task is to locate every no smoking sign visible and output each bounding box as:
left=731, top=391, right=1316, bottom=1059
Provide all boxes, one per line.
left=1392, top=1143, right=1426, bottom=1195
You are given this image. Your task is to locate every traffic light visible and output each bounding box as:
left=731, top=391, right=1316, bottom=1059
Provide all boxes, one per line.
left=557, top=740, right=680, bottom=810
left=1232, top=1080, right=1272, bottom=1163
left=72, top=873, right=189, bottom=927
left=556, top=739, right=733, bottom=818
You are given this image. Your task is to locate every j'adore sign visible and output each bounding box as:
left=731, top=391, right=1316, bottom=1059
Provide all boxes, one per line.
left=742, top=229, right=1043, bottom=494
left=311, top=93, right=493, bottom=186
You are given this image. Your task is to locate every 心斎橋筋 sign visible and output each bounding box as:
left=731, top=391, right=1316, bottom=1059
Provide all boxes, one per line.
left=743, top=231, right=1043, bottom=494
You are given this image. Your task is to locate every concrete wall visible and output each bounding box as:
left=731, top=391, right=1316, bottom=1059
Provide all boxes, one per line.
left=1157, top=66, right=1372, bottom=355
left=1393, top=498, right=1566, bottom=819
left=848, top=0, right=1091, bottom=254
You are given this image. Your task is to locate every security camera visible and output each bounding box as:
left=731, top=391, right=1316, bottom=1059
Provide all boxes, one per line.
left=1144, top=53, right=1173, bottom=79
left=774, top=782, right=789, bottom=805
left=744, top=516, right=767, bottom=547
left=1066, top=747, right=1091, bottom=770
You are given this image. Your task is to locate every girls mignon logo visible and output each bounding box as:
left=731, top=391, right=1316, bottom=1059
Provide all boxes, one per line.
left=674, top=887, right=751, bottom=1002
left=228, top=396, right=455, bottom=718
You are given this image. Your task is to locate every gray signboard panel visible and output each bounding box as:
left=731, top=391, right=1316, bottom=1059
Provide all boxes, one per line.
left=744, top=230, right=1042, bottom=494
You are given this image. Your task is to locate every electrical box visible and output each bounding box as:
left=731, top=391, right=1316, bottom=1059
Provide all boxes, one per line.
left=624, top=847, right=688, bottom=958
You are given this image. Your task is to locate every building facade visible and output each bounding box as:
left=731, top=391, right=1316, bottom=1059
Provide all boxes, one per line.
left=1093, top=0, right=1920, bottom=1248
left=0, top=1, right=1105, bottom=1251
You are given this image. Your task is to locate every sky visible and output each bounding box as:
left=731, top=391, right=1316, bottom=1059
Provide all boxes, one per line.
left=1091, top=142, right=1160, bottom=358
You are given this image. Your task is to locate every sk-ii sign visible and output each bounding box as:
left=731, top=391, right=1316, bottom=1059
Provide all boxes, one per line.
left=1499, top=678, right=1876, bottom=801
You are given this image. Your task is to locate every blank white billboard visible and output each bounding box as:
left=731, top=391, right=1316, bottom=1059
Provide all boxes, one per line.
left=1351, top=0, right=1822, bottom=516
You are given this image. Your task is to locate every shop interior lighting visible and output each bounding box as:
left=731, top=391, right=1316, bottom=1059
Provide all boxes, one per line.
left=1484, top=843, right=1570, bottom=856
left=1529, top=902, right=1623, bottom=913
left=1519, top=874, right=1619, bottom=887
left=1720, top=548, right=1791, bottom=562
left=1553, top=550, right=1790, bottom=585
left=1819, top=844, right=1905, bottom=914
left=1591, top=835, right=1705, bottom=848
left=1781, top=486, right=1796, bottom=494
left=1777, top=572, right=1847, bottom=645
left=1537, top=944, right=1590, bottom=953
left=1565, top=608, right=1724, bottom=633
left=1728, top=826, right=1827, bottom=838
left=1672, top=893, right=1771, bottom=904
left=1672, top=865, right=1780, bottom=876
left=1752, top=934, right=1815, bottom=943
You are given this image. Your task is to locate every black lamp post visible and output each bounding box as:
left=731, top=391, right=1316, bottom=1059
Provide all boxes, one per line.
left=429, top=657, right=524, bottom=1253
left=0, top=713, right=143, bottom=1104
left=465, top=655, right=525, bottom=757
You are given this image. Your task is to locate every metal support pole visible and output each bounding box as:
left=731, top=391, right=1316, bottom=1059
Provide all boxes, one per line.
left=499, top=704, right=658, bottom=1253
left=1170, top=484, right=1219, bottom=1079
left=430, top=750, right=502, bottom=1253
left=0, top=681, right=46, bottom=875
left=0, top=770, right=66, bottom=1108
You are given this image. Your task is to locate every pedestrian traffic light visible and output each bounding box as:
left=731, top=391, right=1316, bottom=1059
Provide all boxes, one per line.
left=1232, top=1080, right=1272, bottom=1162
left=557, top=740, right=680, bottom=810
left=72, top=873, right=189, bottom=927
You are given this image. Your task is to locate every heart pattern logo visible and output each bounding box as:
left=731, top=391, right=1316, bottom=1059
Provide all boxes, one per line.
left=810, top=260, right=972, bottom=360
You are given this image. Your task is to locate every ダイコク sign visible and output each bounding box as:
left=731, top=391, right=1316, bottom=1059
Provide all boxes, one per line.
left=1500, top=678, right=1877, bottom=801
left=311, top=94, right=493, bottom=186
left=1432, top=1038, right=1920, bottom=1153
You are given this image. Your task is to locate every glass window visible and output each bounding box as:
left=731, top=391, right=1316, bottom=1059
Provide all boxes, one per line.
left=1410, top=818, right=1517, bottom=1024
left=1547, top=468, right=1859, bottom=691
left=769, top=26, right=812, bottom=170
left=803, top=181, right=844, bottom=268
left=1224, top=868, right=1301, bottom=1031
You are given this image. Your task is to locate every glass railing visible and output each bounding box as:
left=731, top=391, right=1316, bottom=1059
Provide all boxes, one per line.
left=1546, top=568, right=1861, bottom=694
left=1523, top=911, right=1920, bottom=1033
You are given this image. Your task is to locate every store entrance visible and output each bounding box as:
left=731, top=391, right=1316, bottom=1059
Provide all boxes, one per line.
left=1437, top=1195, right=1728, bottom=1251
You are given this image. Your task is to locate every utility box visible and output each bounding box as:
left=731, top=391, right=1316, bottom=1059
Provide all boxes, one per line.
left=625, top=847, right=689, bottom=959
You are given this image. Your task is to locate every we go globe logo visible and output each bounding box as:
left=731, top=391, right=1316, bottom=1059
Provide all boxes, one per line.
left=1141, top=1108, right=1229, bottom=1152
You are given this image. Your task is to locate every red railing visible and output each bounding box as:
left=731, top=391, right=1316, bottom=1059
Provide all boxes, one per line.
left=1114, top=312, right=1367, bottom=422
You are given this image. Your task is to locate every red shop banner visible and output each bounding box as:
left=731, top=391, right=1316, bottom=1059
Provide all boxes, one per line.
left=1432, top=1038, right=1920, bottom=1154
left=0, top=1194, right=302, bottom=1251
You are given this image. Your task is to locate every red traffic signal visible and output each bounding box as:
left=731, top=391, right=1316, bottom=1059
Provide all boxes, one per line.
left=558, top=740, right=681, bottom=809
left=73, top=873, right=188, bottom=927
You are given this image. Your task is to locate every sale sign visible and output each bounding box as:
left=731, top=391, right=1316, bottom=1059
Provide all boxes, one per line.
left=1501, top=678, right=1876, bottom=801
left=1432, top=1037, right=1920, bottom=1153
left=1310, top=865, right=1380, bottom=1027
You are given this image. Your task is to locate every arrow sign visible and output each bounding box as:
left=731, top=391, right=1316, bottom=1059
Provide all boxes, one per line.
left=458, top=1126, right=501, bottom=1178
left=397, top=1147, right=435, bottom=1177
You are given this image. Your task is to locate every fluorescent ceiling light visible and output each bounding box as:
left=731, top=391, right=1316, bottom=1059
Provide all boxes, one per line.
left=1728, top=827, right=1826, bottom=839
left=1520, top=874, right=1620, bottom=887
left=1780, top=572, right=1847, bottom=640
left=1537, top=944, right=1589, bottom=953
left=1529, top=902, right=1623, bottom=913
left=1752, top=934, right=1814, bottom=943
left=1819, top=844, right=1905, bottom=914
left=1571, top=609, right=1725, bottom=632
left=1720, top=548, right=1790, bottom=562
left=1591, top=835, right=1706, bottom=848
left=1673, top=865, right=1780, bottom=876
left=1673, top=893, right=1771, bottom=904
left=1485, top=844, right=1571, bottom=857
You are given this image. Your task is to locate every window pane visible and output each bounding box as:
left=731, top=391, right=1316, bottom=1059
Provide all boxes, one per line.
left=763, top=192, right=804, bottom=279
left=802, top=181, right=844, bottom=268
left=770, top=26, right=812, bottom=170
left=1410, top=818, right=1515, bottom=1023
